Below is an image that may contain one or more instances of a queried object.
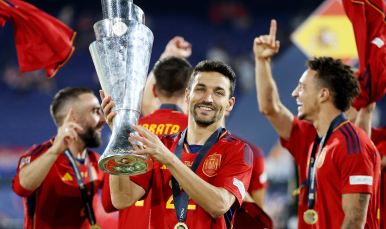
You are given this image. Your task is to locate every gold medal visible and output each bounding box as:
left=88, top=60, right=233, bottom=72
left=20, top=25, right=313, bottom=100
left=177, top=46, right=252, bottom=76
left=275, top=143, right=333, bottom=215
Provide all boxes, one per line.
left=303, top=209, right=318, bottom=224
left=174, top=222, right=188, bottom=229
left=90, top=225, right=102, bottom=229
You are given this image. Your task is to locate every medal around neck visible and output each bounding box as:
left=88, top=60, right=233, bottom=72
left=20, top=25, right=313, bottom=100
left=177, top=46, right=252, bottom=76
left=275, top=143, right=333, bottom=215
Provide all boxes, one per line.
left=303, top=209, right=318, bottom=224
left=90, top=225, right=102, bottom=229
left=89, top=0, right=154, bottom=176
left=174, top=222, right=188, bottom=229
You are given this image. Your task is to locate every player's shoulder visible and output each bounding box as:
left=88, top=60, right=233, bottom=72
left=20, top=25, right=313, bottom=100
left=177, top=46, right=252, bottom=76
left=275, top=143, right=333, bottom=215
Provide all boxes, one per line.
left=218, top=131, right=251, bottom=151
left=159, top=131, right=183, bottom=142
left=218, top=131, right=254, bottom=166
left=23, top=138, right=53, bottom=157
left=334, top=122, right=375, bottom=154
left=229, top=133, right=265, bottom=159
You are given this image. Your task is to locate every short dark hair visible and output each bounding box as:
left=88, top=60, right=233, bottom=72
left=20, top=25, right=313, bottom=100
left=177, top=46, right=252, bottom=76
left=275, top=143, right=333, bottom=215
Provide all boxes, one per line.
left=306, top=57, right=360, bottom=112
left=188, top=60, right=236, bottom=98
left=50, top=87, right=93, bottom=126
left=153, top=56, right=192, bottom=98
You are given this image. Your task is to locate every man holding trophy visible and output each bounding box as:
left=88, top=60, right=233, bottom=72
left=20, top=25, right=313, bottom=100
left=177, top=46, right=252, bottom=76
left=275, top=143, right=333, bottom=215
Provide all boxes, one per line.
left=104, top=60, right=253, bottom=228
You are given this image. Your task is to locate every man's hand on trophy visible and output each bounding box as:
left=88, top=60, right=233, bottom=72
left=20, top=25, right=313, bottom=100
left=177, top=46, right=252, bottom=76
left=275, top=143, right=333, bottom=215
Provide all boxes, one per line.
left=52, top=109, right=83, bottom=154
left=253, top=19, right=280, bottom=60
left=129, top=123, right=176, bottom=166
left=160, top=36, right=192, bottom=59
left=100, top=90, right=116, bottom=131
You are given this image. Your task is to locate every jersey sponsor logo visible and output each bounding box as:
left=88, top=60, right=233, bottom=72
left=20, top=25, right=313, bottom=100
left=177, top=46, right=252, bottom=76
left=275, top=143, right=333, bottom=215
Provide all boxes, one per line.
left=349, top=176, right=373, bottom=185
left=259, top=171, right=267, bottom=184
left=202, top=153, right=221, bottom=177
left=316, top=146, right=328, bottom=168
left=19, top=156, right=31, bottom=169
left=233, top=178, right=246, bottom=199
left=140, top=123, right=180, bottom=135
left=62, top=172, right=74, bottom=181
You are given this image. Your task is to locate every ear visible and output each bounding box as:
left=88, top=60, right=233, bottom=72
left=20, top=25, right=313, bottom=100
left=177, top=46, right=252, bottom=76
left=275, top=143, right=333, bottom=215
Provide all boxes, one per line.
left=319, top=88, right=330, bottom=103
left=184, top=88, right=190, bottom=105
left=225, top=97, right=235, bottom=112
left=152, top=84, right=158, bottom=98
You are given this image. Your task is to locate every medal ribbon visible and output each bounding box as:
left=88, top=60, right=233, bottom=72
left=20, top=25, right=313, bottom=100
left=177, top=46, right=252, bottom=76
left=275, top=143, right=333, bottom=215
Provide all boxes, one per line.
left=171, top=127, right=223, bottom=223
left=306, top=113, right=347, bottom=210
left=64, top=149, right=97, bottom=226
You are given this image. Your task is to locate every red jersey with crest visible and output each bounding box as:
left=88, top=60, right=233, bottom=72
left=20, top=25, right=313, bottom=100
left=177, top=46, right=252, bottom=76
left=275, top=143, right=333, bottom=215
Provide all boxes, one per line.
left=129, top=128, right=253, bottom=229
left=281, top=116, right=380, bottom=228
left=101, top=104, right=188, bottom=229
left=12, top=138, right=105, bottom=229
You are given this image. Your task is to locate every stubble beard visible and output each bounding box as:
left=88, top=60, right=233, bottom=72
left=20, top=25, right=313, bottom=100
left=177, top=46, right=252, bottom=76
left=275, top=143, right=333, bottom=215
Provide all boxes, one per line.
left=78, top=124, right=103, bottom=148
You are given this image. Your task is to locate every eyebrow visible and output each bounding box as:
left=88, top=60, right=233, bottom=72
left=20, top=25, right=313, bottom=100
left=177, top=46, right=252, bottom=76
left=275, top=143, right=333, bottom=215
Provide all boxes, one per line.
left=196, top=83, right=226, bottom=91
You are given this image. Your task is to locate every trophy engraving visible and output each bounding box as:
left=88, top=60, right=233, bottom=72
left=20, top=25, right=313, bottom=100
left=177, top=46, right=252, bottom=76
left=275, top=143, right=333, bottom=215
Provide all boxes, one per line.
left=89, top=0, right=153, bottom=176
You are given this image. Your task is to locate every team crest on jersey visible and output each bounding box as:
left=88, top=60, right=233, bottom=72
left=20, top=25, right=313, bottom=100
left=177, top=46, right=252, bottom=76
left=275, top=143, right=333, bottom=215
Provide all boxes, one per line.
left=19, top=156, right=31, bottom=169
left=202, top=153, right=221, bottom=177
left=316, top=146, right=328, bottom=168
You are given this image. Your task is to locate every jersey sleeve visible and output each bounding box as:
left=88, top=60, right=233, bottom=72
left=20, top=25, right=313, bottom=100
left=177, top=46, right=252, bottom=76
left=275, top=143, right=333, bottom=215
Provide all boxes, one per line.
left=12, top=143, right=51, bottom=197
left=249, top=147, right=267, bottom=192
left=280, top=115, right=316, bottom=165
left=371, top=127, right=386, bottom=146
left=212, top=142, right=253, bottom=209
left=336, top=138, right=378, bottom=194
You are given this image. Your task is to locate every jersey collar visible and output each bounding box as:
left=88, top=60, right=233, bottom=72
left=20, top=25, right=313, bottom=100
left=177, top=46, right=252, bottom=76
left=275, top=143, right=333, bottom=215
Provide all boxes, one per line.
left=158, top=104, right=184, bottom=113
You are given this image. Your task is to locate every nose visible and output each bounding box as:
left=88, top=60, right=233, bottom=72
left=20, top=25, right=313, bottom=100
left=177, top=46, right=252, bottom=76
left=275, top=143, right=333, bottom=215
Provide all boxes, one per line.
left=203, top=92, right=214, bottom=103
left=292, top=85, right=299, bottom=98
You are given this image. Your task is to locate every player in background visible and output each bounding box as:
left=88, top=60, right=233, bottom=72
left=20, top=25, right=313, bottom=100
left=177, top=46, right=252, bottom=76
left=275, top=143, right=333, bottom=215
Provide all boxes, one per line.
left=12, top=87, right=107, bottom=229
left=254, top=20, right=380, bottom=228
left=109, top=60, right=253, bottom=228
left=221, top=112, right=267, bottom=209
left=100, top=36, right=192, bottom=229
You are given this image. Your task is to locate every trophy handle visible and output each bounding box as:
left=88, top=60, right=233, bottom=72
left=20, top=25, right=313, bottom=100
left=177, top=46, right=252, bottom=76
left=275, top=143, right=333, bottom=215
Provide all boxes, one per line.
left=89, top=42, right=109, bottom=97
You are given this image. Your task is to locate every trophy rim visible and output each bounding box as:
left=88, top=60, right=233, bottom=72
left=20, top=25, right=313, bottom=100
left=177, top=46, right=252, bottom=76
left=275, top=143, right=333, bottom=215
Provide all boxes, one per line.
left=93, top=18, right=153, bottom=40
left=98, top=153, right=153, bottom=176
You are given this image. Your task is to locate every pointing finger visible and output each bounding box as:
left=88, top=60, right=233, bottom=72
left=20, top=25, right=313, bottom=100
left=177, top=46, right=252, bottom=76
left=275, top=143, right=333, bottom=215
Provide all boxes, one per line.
left=63, top=109, right=74, bottom=125
left=269, top=19, right=277, bottom=46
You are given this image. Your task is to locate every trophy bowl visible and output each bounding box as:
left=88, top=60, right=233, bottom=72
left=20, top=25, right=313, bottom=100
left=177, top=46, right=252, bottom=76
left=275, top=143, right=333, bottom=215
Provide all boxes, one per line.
left=90, top=0, right=154, bottom=176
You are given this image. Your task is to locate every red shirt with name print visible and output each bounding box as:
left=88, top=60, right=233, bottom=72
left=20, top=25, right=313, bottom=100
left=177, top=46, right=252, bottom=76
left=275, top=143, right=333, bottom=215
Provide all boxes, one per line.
left=129, top=129, right=253, bottom=229
left=281, top=116, right=380, bottom=228
left=12, top=138, right=105, bottom=229
left=101, top=104, right=188, bottom=229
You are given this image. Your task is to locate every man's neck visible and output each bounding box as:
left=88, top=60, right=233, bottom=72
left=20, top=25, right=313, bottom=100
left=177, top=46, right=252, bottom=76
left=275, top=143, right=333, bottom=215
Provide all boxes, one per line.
left=312, top=107, right=342, bottom=137
left=186, top=118, right=222, bottom=145
left=158, top=97, right=187, bottom=114
left=68, top=141, right=87, bottom=159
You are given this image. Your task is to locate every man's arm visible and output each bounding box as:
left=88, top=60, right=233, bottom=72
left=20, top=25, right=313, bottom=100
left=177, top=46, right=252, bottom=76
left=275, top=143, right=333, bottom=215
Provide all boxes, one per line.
left=109, top=175, right=147, bottom=210
left=142, top=36, right=192, bottom=116
left=341, top=193, right=370, bottom=229
left=250, top=188, right=266, bottom=209
left=129, top=124, right=241, bottom=219
left=254, top=20, right=293, bottom=141
left=355, top=103, right=375, bottom=137
left=18, top=109, right=82, bottom=191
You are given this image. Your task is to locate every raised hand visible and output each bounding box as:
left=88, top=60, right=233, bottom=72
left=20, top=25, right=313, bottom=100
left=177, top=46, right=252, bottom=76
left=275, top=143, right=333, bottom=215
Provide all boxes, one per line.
left=51, top=109, right=83, bottom=154
left=100, top=90, right=116, bottom=131
left=128, top=123, right=175, bottom=166
left=160, top=36, right=192, bottom=59
left=253, top=20, right=280, bottom=59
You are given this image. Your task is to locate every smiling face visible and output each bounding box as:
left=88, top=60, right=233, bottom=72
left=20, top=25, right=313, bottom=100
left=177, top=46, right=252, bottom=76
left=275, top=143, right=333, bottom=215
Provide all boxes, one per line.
left=75, top=93, right=106, bottom=148
left=292, top=69, right=321, bottom=122
left=186, top=72, right=235, bottom=127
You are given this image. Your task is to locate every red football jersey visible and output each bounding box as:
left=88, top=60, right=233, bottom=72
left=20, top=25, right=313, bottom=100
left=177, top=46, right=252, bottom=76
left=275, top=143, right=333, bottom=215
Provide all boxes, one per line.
left=231, top=134, right=267, bottom=192
left=128, top=129, right=253, bottom=229
left=12, top=138, right=105, bottom=229
left=376, top=141, right=386, bottom=229
left=372, top=126, right=386, bottom=146
left=101, top=104, right=189, bottom=229
left=342, top=0, right=386, bottom=110
left=282, top=116, right=380, bottom=228
left=0, top=0, right=76, bottom=78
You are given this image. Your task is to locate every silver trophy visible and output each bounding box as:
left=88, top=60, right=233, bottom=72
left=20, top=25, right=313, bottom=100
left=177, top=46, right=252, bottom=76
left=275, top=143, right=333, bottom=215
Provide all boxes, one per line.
left=89, top=0, right=153, bottom=176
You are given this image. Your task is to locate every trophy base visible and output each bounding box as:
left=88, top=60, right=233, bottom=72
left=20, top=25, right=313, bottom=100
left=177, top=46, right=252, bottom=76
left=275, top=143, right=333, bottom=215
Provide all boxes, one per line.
left=98, top=153, right=153, bottom=176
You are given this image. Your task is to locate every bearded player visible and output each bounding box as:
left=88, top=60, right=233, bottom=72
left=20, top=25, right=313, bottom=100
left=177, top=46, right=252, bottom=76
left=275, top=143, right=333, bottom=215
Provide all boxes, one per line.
left=101, top=37, right=192, bottom=229
left=254, top=20, right=380, bottom=228
left=109, top=60, right=253, bottom=228
left=12, top=87, right=107, bottom=229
